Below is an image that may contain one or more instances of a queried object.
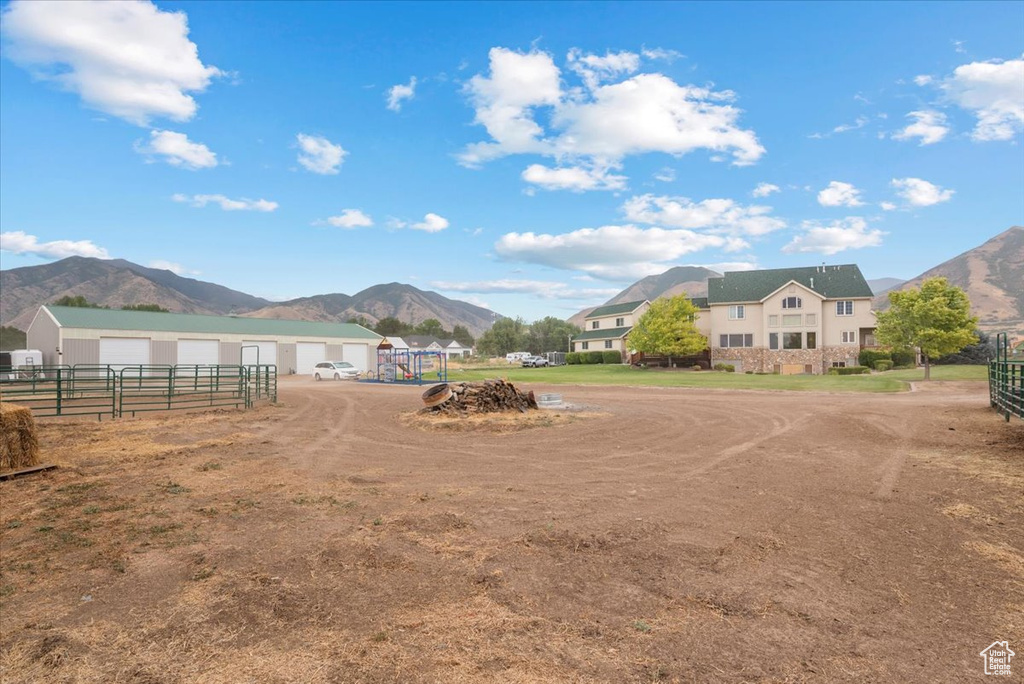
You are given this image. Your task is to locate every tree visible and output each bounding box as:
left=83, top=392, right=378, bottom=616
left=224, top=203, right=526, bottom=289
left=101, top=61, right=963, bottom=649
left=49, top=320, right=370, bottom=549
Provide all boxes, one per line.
left=346, top=315, right=370, bottom=327
left=875, top=277, right=978, bottom=380
left=476, top=317, right=528, bottom=356
left=373, top=317, right=413, bottom=337
left=414, top=318, right=446, bottom=337
left=122, top=303, right=169, bottom=312
left=451, top=324, right=475, bottom=348
left=934, top=330, right=996, bottom=365
left=0, top=326, right=27, bottom=351
left=526, top=316, right=580, bottom=354
left=627, top=296, right=707, bottom=359
left=53, top=295, right=105, bottom=308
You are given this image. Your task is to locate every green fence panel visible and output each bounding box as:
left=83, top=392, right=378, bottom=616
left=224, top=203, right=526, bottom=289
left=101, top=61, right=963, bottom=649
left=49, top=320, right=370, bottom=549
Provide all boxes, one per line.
left=988, top=333, right=1023, bottom=421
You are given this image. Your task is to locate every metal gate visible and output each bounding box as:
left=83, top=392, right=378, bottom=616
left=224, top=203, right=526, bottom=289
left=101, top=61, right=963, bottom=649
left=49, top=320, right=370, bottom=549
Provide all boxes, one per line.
left=988, top=332, right=1022, bottom=421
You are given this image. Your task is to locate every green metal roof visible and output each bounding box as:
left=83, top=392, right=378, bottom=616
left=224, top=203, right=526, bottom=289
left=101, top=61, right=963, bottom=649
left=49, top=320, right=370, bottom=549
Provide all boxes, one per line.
left=573, top=326, right=632, bottom=341
left=586, top=300, right=647, bottom=318
left=45, top=305, right=382, bottom=340
left=707, top=265, right=872, bottom=304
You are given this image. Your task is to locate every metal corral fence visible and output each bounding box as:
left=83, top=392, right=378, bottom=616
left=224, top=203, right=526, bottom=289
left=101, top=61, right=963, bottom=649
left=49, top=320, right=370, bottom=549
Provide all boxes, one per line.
left=988, top=333, right=1022, bottom=421
left=0, top=364, right=277, bottom=420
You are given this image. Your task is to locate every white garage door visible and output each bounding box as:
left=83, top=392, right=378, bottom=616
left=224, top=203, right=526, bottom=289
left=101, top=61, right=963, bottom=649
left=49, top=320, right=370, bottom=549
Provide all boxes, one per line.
left=241, top=341, right=278, bottom=367
left=99, top=337, right=150, bottom=371
left=295, top=342, right=326, bottom=375
left=178, top=339, right=219, bottom=366
left=342, top=343, right=369, bottom=372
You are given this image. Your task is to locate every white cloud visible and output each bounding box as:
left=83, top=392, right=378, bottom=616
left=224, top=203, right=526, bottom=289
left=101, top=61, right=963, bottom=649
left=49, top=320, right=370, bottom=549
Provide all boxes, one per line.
left=891, top=177, right=954, bottom=206
left=880, top=201, right=897, bottom=211
left=621, top=194, right=786, bottom=236
left=654, top=167, right=675, bottom=182
left=173, top=193, right=277, bottom=211
left=752, top=182, right=780, bottom=198
left=149, top=259, right=198, bottom=275
left=817, top=181, right=865, bottom=207
left=296, top=133, right=346, bottom=174
left=459, top=46, right=764, bottom=172
left=411, top=213, right=450, bottom=233
left=832, top=116, right=869, bottom=133
left=494, top=224, right=731, bottom=280
left=1, top=0, right=221, bottom=126
left=892, top=110, right=949, bottom=145
left=318, top=209, right=373, bottom=228
left=430, top=279, right=621, bottom=300
left=521, top=163, right=627, bottom=192
left=0, top=230, right=110, bottom=259
left=782, top=218, right=885, bottom=255
left=941, top=56, right=1024, bottom=141
left=137, top=130, right=217, bottom=169
left=641, top=47, right=684, bottom=62
left=914, top=75, right=934, bottom=86
left=386, top=77, right=417, bottom=112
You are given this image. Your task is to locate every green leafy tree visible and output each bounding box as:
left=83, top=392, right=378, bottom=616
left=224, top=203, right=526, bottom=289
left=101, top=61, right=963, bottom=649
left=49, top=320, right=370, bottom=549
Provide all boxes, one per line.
left=346, top=315, right=370, bottom=327
left=526, top=316, right=581, bottom=354
left=122, top=303, right=169, bottom=312
left=0, top=326, right=27, bottom=351
left=374, top=317, right=414, bottom=337
left=875, top=277, right=978, bottom=380
left=451, top=325, right=475, bottom=348
left=476, top=317, right=528, bottom=356
left=627, top=296, right=707, bottom=359
left=414, top=318, right=447, bottom=337
left=53, top=295, right=105, bottom=308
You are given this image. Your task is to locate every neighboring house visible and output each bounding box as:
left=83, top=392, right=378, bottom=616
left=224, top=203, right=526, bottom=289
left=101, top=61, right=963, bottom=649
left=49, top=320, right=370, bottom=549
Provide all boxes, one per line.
left=401, top=335, right=472, bottom=359
left=442, top=339, right=473, bottom=358
left=571, top=300, right=650, bottom=360
left=706, top=264, right=876, bottom=374
left=26, top=305, right=382, bottom=375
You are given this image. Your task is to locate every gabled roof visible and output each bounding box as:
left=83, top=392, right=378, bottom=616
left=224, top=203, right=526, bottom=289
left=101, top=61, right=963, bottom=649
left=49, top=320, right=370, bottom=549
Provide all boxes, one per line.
left=573, top=326, right=632, bottom=341
left=690, top=296, right=709, bottom=309
left=707, top=265, right=872, bottom=304
left=43, top=305, right=382, bottom=339
left=586, top=300, right=648, bottom=319
left=404, top=335, right=443, bottom=348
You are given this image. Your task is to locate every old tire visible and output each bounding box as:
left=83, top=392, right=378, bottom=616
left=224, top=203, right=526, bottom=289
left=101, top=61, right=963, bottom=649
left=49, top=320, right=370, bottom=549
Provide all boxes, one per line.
left=422, top=383, right=453, bottom=408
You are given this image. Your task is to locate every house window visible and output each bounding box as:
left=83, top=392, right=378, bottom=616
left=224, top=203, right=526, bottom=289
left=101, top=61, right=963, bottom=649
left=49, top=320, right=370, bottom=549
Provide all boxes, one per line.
left=604, top=340, right=613, bottom=349
left=581, top=341, right=589, bottom=350
left=719, top=334, right=753, bottom=348
left=836, top=301, right=854, bottom=316
left=806, top=313, right=817, bottom=325
left=768, top=315, right=779, bottom=327
left=783, top=332, right=802, bottom=349
left=782, top=314, right=802, bottom=326
left=832, top=361, right=847, bottom=368
left=807, top=332, right=816, bottom=349
left=782, top=296, right=802, bottom=309
left=615, top=317, right=624, bottom=327
left=592, top=321, right=600, bottom=329
left=769, top=333, right=779, bottom=350
left=728, top=305, right=745, bottom=320
left=842, top=331, right=857, bottom=344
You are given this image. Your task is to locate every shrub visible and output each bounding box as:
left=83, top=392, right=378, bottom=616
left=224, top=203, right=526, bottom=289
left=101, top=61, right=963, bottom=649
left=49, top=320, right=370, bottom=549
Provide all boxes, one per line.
left=828, top=369, right=839, bottom=375
left=890, top=349, right=916, bottom=367
left=691, top=364, right=703, bottom=371
left=566, top=352, right=580, bottom=365
left=874, top=359, right=893, bottom=371
left=586, top=351, right=605, bottom=364
left=602, top=350, right=621, bottom=364
left=713, top=363, right=735, bottom=373
left=858, top=349, right=891, bottom=369
left=832, top=365, right=870, bottom=375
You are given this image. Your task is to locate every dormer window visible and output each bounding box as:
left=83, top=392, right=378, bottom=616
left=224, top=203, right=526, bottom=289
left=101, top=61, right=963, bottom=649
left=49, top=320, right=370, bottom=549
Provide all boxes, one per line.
left=782, top=296, right=802, bottom=309
left=592, top=321, right=600, bottom=329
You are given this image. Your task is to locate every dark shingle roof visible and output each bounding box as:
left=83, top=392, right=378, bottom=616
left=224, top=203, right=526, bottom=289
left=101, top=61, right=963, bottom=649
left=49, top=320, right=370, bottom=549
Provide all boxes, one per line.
left=707, top=265, right=872, bottom=304
left=573, top=326, right=632, bottom=342
left=586, top=300, right=647, bottom=319
left=45, top=306, right=381, bottom=339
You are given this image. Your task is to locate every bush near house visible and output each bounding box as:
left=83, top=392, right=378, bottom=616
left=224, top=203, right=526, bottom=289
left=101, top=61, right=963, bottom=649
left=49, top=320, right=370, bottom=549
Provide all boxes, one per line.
left=858, top=349, right=892, bottom=369
left=566, top=352, right=581, bottom=365
left=713, top=363, right=736, bottom=373
left=890, top=349, right=916, bottom=367
left=874, top=360, right=893, bottom=371
left=586, top=351, right=605, bottom=364
left=828, top=366, right=871, bottom=375
left=602, top=351, right=621, bottom=364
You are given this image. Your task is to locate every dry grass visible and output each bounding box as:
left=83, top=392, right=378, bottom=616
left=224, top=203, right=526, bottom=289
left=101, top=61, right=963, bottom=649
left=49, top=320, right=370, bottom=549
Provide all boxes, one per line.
left=964, top=541, right=1024, bottom=577
left=398, top=409, right=601, bottom=433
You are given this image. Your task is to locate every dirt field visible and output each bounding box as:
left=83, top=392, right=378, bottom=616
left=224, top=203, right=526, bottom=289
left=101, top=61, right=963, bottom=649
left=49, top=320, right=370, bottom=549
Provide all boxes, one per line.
left=1, top=377, right=1021, bottom=683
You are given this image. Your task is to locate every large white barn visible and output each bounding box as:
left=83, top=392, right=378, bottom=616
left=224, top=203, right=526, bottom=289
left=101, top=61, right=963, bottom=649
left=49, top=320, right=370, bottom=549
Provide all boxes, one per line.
left=27, top=305, right=382, bottom=375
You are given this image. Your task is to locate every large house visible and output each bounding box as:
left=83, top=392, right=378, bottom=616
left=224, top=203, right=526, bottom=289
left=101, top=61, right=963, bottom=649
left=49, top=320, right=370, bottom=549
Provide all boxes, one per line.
left=570, top=264, right=877, bottom=374
left=571, top=300, right=650, bottom=356
left=705, top=264, right=876, bottom=374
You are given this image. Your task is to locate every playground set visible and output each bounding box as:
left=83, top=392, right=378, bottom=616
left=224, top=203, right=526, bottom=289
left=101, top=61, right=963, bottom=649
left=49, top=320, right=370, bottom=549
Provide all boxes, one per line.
left=366, top=340, right=448, bottom=385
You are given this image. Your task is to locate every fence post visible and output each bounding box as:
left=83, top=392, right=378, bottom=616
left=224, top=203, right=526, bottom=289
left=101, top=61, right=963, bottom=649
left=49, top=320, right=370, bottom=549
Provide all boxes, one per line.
left=56, top=367, right=62, bottom=416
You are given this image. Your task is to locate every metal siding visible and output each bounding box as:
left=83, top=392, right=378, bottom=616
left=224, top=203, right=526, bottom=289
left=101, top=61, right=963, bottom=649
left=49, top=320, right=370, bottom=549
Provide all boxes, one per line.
left=326, top=344, right=344, bottom=360
left=63, top=338, right=100, bottom=367
left=26, top=309, right=60, bottom=366
left=152, top=340, right=176, bottom=366
left=221, top=342, right=241, bottom=365
left=241, top=341, right=277, bottom=367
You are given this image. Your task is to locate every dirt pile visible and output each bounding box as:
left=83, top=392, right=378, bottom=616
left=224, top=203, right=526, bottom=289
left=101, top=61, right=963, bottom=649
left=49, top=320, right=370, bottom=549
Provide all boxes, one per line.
left=420, top=380, right=538, bottom=415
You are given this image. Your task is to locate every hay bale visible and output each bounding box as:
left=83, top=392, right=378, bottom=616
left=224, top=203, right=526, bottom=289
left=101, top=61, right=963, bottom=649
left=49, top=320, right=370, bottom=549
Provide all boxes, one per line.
left=0, top=402, right=40, bottom=470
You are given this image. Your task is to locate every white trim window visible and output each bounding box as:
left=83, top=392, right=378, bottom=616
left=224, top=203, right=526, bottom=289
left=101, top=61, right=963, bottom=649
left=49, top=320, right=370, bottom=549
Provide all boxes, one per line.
left=728, top=305, right=745, bottom=320
left=842, top=330, right=857, bottom=344
left=782, top=314, right=802, bottom=326
left=782, top=296, right=802, bottom=309
left=592, top=321, right=600, bottom=329
left=768, top=315, right=779, bottom=327
left=604, top=340, right=613, bottom=349
left=836, top=301, right=854, bottom=316
left=806, top=313, right=817, bottom=325
left=615, top=317, right=624, bottom=326
left=581, top=341, right=589, bottom=350
left=719, top=333, right=754, bottom=348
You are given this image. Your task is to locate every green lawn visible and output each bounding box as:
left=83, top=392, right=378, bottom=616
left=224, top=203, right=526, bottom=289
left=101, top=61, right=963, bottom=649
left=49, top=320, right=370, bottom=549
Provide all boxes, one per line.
left=446, top=364, right=989, bottom=393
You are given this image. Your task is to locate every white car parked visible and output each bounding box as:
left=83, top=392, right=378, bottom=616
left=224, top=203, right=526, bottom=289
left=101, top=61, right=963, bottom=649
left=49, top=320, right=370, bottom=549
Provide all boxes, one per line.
left=313, top=361, right=360, bottom=380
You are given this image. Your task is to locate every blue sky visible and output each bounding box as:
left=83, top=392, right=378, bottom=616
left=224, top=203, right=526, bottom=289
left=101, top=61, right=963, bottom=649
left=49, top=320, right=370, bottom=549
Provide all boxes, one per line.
left=1, top=0, right=1022, bottom=321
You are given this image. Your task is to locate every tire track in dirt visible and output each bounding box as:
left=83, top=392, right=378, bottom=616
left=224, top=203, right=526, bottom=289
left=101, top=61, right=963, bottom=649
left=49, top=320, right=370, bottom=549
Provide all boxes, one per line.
left=864, top=412, right=915, bottom=500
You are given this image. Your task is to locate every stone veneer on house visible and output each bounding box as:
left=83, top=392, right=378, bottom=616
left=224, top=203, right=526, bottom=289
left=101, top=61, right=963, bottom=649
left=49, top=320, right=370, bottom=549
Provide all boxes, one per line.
left=711, top=346, right=860, bottom=374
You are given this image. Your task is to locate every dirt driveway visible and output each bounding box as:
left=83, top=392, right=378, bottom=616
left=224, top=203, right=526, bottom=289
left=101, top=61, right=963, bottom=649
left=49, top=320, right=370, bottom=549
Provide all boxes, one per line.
left=1, top=377, right=1021, bottom=683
